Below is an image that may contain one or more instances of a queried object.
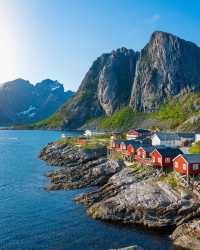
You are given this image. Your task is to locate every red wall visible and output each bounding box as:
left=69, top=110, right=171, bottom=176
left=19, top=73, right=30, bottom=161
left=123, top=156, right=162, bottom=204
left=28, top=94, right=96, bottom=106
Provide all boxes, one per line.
left=137, top=148, right=145, bottom=158
left=127, top=145, right=135, bottom=155
left=152, top=150, right=162, bottom=166
left=173, top=155, right=200, bottom=175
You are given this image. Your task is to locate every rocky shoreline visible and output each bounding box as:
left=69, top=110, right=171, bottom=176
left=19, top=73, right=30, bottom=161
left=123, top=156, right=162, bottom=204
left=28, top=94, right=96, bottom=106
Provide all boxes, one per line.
left=39, top=141, right=200, bottom=249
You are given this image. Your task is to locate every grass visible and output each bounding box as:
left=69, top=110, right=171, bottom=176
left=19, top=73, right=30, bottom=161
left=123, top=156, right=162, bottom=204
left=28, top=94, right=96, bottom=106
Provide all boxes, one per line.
left=157, top=172, right=178, bottom=188
left=151, top=92, right=200, bottom=129
left=93, top=107, right=147, bottom=130
left=189, top=141, right=200, bottom=154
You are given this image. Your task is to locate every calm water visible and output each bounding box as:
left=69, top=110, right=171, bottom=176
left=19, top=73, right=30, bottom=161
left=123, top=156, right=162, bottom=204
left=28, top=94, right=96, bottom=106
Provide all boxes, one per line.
left=0, top=130, right=175, bottom=250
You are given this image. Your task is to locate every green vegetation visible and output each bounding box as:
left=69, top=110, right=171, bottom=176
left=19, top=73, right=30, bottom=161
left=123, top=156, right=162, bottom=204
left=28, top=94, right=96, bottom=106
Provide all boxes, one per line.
left=24, top=91, right=200, bottom=132
left=189, top=141, right=200, bottom=154
left=109, top=151, right=124, bottom=161
left=157, top=172, right=178, bottom=188
left=151, top=92, right=200, bottom=129
left=95, top=107, right=147, bottom=130
left=33, top=113, right=64, bottom=129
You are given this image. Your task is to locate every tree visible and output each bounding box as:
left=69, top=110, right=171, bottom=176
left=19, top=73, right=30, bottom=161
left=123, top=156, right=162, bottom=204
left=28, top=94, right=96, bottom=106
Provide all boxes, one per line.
left=189, top=141, right=200, bottom=154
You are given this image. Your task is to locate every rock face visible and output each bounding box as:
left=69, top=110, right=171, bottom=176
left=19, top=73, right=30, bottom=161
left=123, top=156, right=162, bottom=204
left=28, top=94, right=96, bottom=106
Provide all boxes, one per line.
left=39, top=142, right=124, bottom=190
left=171, top=219, right=200, bottom=250
left=40, top=141, right=200, bottom=229
left=0, top=78, right=74, bottom=125
left=130, top=31, right=200, bottom=111
left=59, top=48, right=139, bottom=128
left=76, top=166, right=200, bottom=228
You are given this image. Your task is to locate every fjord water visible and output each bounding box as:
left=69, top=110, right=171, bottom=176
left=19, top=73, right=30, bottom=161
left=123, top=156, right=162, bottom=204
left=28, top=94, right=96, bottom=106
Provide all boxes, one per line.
left=0, top=130, right=174, bottom=250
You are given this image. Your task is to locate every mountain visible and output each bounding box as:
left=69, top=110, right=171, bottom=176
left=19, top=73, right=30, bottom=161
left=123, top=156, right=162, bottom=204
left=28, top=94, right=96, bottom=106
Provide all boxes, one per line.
left=0, top=78, right=74, bottom=125
left=130, top=31, right=200, bottom=111
left=57, top=48, right=139, bottom=128
left=35, top=31, right=200, bottom=131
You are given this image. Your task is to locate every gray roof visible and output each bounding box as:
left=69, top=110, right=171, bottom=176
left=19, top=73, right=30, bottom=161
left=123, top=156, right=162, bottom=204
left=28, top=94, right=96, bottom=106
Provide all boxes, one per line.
left=183, top=154, right=200, bottom=163
left=177, top=133, right=195, bottom=139
left=156, top=147, right=182, bottom=157
left=154, top=133, right=180, bottom=141
left=140, top=145, right=155, bottom=152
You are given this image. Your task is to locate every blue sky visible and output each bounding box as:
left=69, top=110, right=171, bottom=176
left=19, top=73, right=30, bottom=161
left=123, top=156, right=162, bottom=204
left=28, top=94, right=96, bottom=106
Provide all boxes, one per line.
left=0, top=0, right=200, bottom=90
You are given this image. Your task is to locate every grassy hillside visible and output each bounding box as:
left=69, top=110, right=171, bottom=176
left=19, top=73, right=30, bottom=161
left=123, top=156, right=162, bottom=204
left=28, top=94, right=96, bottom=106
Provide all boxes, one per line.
left=26, top=91, right=200, bottom=132
left=85, top=92, right=200, bottom=131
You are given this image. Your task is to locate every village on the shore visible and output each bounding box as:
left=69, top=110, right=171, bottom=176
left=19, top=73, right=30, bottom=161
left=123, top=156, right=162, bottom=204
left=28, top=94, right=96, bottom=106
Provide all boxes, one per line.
left=75, top=129, right=200, bottom=186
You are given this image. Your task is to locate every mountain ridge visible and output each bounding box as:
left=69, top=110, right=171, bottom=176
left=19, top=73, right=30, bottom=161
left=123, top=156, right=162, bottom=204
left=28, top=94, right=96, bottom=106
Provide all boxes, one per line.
left=16, top=31, right=200, bottom=131
left=0, top=78, right=74, bottom=125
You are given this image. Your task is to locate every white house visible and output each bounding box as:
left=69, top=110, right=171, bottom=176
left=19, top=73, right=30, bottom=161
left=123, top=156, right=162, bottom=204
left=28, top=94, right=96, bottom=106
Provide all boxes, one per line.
left=152, top=133, right=180, bottom=147
left=195, top=134, right=200, bottom=142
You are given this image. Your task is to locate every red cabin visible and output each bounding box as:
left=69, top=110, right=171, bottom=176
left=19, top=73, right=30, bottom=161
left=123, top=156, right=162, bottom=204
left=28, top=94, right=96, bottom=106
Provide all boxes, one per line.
left=112, top=140, right=122, bottom=151
left=152, top=147, right=182, bottom=168
left=127, top=142, right=141, bottom=156
left=136, top=146, right=154, bottom=159
left=135, top=145, right=154, bottom=165
left=76, top=137, right=87, bottom=145
left=127, top=128, right=151, bottom=140
left=120, top=140, right=137, bottom=153
left=173, top=154, right=200, bottom=175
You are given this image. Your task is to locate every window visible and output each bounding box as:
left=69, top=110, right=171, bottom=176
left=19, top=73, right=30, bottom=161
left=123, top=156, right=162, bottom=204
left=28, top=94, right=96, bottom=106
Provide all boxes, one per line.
left=183, top=163, right=187, bottom=170
left=152, top=156, right=155, bottom=162
left=193, top=164, right=199, bottom=171
left=158, top=157, right=162, bottom=163
left=174, top=161, right=178, bottom=168
left=165, top=157, right=171, bottom=163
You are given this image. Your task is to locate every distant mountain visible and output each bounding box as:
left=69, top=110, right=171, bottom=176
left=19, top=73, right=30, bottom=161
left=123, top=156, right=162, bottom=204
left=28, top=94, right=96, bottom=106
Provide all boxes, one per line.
left=0, top=78, right=74, bottom=125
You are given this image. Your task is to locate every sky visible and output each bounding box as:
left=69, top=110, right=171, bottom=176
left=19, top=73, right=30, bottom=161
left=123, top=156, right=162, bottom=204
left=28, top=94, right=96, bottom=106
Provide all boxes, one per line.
left=0, top=0, right=200, bottom=91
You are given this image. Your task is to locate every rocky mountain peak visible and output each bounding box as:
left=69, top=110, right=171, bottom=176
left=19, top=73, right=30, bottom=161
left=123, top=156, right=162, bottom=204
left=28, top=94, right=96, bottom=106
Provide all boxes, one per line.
left=59, top=48, right=139, bottom=128
left=130, top=31, right=200, bottom=111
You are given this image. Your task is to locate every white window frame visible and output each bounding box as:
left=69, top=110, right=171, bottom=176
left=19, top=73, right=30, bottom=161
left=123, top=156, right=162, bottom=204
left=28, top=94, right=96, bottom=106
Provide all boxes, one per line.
left=174, top=161, right=178, bottom=168
left=165, top=157, right=171, bottom=163
left=193, top=164, right=199, bottom=171
left=183, top=163, right=187, bottom=170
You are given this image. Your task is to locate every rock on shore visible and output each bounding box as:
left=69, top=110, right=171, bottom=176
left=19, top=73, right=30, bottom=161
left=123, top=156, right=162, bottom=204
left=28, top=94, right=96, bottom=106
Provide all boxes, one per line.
left=39, top=141, right=200, bottom=247
left=39, top=142, right=124, bottom=190
left=75, top=166, right=200, bottom=228
left=171, top=219, right=200, bottom=250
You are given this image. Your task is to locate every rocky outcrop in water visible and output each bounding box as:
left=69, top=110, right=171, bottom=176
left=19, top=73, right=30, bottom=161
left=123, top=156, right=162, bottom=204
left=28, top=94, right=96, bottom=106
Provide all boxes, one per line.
left=76, top=166, right=200, bottom=228
left=130, top=31, right=200, bottom=111
left=39, top=142, right=124, bottom=190
left=171, top=219, right=200, bottom=250
left=40, top=142, right=200, bottom=229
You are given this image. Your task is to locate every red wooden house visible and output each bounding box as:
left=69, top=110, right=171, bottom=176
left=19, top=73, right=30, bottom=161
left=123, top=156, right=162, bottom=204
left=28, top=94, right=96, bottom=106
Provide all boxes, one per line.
left=173, top=154, right=200, bottom=175
left=127, top=141, right=141, bottom=156
left=76, top=137, right=87, bottom=145
left=135, top=145, right=154, bottom=165
left=112, top=140, right=122, bottom=151
left=126, top=128, right=151, bottom=140
left=151, top=147, right=182, bottom=168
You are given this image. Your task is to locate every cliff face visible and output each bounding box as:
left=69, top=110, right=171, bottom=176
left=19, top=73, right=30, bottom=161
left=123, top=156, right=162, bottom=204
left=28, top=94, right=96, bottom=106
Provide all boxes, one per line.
left=130, top=31, right=200, bottom=111
left=59, top=48, right=139, bottom=128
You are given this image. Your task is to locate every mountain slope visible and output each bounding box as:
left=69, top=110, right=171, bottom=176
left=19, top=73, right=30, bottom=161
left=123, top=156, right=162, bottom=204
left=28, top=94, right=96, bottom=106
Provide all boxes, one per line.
left=130, top=31, right=200, bottom=111
left=34, top=31, right=200, bottom=131
left=84, top=92, right=200, bottom=132
left=0, top=78, right=74, bottom=125
left=57, top=48, right=139, bottom=129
